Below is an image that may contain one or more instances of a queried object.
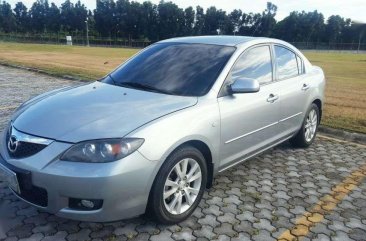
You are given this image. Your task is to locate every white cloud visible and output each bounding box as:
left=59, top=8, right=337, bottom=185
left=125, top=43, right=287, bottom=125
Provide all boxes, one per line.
left=6, top=0, right=366, bottom=22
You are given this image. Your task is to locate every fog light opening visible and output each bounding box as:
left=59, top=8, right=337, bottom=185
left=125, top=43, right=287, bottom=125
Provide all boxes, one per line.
left=69, top=198, right=103, bottom=211
left=81, top=199, right=95, bottom=209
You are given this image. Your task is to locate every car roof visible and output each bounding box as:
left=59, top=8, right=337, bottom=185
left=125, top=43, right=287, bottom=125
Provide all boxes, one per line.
left=157, top=35, right=311, bottom=69
left=158, top=35, right=273, bottom=47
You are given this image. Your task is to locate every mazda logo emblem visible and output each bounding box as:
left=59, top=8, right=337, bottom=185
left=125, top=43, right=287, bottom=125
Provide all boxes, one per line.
left=8, top=135, right=19, bottom=153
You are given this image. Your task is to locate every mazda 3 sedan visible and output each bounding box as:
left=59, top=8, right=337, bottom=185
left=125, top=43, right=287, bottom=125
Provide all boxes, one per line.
left=0, top=36, right=325, bottom=224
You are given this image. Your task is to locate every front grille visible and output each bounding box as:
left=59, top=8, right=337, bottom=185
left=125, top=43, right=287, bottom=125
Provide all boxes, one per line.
left=6, top=129, right=47, bottom=159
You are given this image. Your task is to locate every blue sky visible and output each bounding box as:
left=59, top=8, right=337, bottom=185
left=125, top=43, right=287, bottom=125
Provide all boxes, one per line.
left=7, top=0, right=366, bottom=23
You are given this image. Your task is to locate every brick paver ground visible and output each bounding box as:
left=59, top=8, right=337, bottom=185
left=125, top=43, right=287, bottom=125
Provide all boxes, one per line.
left=0, top=65, right=365, bottom=241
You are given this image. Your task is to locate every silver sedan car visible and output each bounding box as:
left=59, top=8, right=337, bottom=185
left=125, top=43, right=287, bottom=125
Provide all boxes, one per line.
left=0, top=36, right=325, bottom=224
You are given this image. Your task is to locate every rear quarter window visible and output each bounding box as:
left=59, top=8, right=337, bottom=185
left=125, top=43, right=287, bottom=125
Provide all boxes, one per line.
left=274, top=46, right=299, bottom=79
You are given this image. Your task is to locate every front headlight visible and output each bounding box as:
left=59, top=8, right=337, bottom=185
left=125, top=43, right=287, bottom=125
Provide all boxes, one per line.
left=60, top=138, right=144, bottom=163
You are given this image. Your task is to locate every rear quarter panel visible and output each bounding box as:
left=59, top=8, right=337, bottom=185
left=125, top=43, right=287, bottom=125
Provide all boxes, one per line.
left=307, top=65, right=326, bottom=109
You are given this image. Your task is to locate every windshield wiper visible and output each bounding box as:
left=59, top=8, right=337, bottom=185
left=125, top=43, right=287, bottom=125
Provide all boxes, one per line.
left=117, top=82, right=171, bottom=95
left=108, top=74, right=117, bottom=85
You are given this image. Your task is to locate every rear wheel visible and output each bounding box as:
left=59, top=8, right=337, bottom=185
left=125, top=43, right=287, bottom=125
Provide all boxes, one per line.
left=290, top=103, right=319, bottom=148
left=148, top=146, right=207, bottom=224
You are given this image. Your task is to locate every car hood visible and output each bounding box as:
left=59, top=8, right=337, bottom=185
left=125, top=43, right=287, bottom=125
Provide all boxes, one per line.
left=12, top=81, right=197, bottom=143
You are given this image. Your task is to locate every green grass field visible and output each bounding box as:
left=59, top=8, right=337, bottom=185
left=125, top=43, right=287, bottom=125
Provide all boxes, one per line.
left=0, top=42, right=365, bottom=133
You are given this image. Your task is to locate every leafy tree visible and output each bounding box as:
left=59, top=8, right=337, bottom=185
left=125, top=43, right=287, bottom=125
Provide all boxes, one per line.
left=193, top=5, right=204, bottom=35
left=46, top=2, right=60, bottom=32
left=94, top=0, right=116, bottom=36
left=74, top=1, right=88, bottom=30
left=115, top=0, right=129, bottom=37
left=228, top=9, right=242, bottom=35
left=125, top=1, right=144, bottom=38
left=157, top=1, right=184, bottom=39
left=242, top=2, right=277, bottom=37
left=302, top=11, right=324, bottom=43
left=59, top=0, right=87, bottom=32
left=274, top=11, right=325, bottom=43
left=13, top=2, right=28, bottom=32
left=0, top=1, right=16, bottom=32
left=28, top=0, right=49, bottom=32
left=60, top=0, right=73, bottom=32
left=86, top=9, right=97, bottom=35
left=259, top=2, right=277, bottom=36
left=203, top=7, right=227, bottom=35
left=141, top=1, right=158, bottom=40
left=326, top=15, right=347, bottom=43
left=183, top=6, right=194, bottom=35
left=0, top=0, right=364, bottom=45
left=239, top=12, right=262, bottom=36
left=342, top=20, right=362, bottom=43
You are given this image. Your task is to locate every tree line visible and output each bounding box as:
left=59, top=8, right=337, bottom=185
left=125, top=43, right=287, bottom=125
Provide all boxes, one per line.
left=0, top=0, right=364, bottom=44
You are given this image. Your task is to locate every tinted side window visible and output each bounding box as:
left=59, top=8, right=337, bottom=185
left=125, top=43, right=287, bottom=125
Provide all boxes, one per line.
left=231, top=45, right=273, bottom=85
left=274, top=46, right=299, bottom=79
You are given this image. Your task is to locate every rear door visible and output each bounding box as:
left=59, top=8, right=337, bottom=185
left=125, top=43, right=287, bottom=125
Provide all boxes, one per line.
left=273, top=45, right=311, bottom=136
left=218, top=45, right=282, bottom=170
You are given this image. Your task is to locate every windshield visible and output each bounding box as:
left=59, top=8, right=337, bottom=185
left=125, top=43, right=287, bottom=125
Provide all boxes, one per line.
left=103, top=43, right=236, bottom=96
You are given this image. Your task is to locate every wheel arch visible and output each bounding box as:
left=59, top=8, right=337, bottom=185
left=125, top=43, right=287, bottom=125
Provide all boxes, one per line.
left=145, top=139, right=215, bottom=217
left=312, top=99, right=322, bottom=123
left=151, top=139, right=215, bottom=192
left=182, top=140, right=214, bottom=189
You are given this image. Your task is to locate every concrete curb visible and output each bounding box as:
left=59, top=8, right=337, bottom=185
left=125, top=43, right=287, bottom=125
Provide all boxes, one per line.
left=0, top=62, right=87, bottom=82
left=318, top=125, right=366, bottom=145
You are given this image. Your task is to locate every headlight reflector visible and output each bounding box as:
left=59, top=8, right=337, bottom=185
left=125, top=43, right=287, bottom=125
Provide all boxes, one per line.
left=61, top=138, right=144, bottom=163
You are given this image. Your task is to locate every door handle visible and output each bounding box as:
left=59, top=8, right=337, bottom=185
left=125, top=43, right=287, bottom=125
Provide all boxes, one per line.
left=302, top=83, right=310, bottom=91
left=267, top=94, right=279, bottom=103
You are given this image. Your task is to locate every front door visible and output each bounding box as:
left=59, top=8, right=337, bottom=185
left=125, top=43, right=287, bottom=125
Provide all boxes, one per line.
left=218, top=45, right=281, bottom=170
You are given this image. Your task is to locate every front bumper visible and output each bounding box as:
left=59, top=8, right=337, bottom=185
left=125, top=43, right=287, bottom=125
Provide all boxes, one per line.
left=0, top=137, right=159, bottom=222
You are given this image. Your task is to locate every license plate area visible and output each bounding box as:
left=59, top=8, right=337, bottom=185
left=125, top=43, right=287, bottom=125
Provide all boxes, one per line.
left=0, top=163, right=20, bottom=194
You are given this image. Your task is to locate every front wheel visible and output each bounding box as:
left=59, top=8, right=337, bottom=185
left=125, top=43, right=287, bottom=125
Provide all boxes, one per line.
left=290, top=103, right=320, bottom=148
left=147, top=146, right=207, bottom=224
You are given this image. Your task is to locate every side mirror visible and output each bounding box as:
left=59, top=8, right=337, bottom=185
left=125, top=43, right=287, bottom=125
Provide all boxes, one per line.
left=228, top=78, right=260, bottom=94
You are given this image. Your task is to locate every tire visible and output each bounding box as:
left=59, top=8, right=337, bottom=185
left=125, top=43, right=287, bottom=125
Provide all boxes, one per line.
left=290, top=103, right=320, bottom=148
left=147, top=145, right=207, bottom=224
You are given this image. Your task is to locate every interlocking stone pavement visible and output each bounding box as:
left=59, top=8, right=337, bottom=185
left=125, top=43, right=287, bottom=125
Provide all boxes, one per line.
left=1, top=65, right=366, bottom=241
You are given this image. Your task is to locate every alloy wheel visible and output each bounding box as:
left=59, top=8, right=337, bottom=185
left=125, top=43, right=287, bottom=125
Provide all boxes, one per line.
left=163, top=158, right=202, bottom=215
left=304, top=109, right=318, bottom=142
